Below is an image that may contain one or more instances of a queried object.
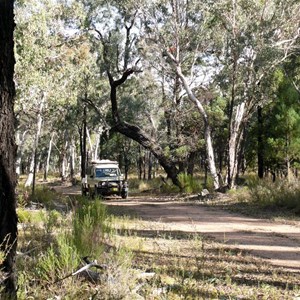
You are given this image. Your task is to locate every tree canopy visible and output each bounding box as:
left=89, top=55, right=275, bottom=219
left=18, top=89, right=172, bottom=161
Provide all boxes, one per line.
left=13, top=0, right=300, bottom=189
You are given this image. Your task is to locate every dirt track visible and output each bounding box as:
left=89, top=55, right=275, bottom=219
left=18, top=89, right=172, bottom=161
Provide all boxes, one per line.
left=56, top=185, right=300, bottom=273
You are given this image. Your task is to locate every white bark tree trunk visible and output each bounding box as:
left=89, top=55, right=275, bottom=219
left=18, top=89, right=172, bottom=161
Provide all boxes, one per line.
left=93, top=127, right=102, bottom=160
left=16, top=130, right=27, bottom=176
left=70, top=139, right=76, bottom=180
left=227, top=102, right=245, bottom=189
left=25, top=95, right=45, bottom=187
left=175, top=64, right=220, bottom=190
left=61, top=140, right=68, bottom=180
left=44, top=132, right=55, bottom=181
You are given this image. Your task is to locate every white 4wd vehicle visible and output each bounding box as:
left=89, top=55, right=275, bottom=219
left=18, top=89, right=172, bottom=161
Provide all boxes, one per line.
left=82, top=160, right=128, bottom=198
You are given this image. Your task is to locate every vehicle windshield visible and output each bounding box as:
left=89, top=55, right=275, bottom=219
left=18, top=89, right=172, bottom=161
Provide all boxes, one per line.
left=95, top=168, right=120, bottom=177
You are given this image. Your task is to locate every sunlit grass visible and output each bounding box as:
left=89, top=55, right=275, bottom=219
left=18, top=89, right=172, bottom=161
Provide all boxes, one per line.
left=14, top=178, right=300, bottom=299
left=110, top=215, right=300, bottom=299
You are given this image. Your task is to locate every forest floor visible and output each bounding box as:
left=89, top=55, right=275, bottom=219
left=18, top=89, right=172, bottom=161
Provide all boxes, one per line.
left=53, top=184, right=300, bottom=274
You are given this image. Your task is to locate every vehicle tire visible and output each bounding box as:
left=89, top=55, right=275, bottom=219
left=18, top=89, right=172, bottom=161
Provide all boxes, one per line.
left=121, top=192, right=128, bottom=199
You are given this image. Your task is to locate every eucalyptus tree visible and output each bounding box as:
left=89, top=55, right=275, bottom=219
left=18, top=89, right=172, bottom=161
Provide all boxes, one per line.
left=81, top=0, right=185, bottom=186
left=208, top=0, right=300, bottom=188
left=0, top=0, right=18, bottom=296
left=142, top=0, right=300, bottom=189
left=15, top=0, right=73, bottom=187
left=15, top=0, right=101, bottom=183
left=140, top=0, right=222, bottom=189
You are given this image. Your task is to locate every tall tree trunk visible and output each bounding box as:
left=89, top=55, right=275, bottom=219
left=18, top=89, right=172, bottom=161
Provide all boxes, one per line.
left=44, top=132, right=54, bottom=181
left=79, top=105, right=87, bottom=179
left=93, top=126, right=102, bottom=160
left=187, top=151, right=197, bottom=176
left=257, top=106, right=264, bottom=179
left=227, top=102, right=245, bottom=189
left=70, top=139, right=75, bottom=182
left=148, top=151, right=153, bottom=180
left=122, top=145, right=130, bottom=181
left=16, top=130, right=27, bottom=177
left=86, top=127, right=93, bottom=155
left=25, top=94, right=45, bottom=189
left=285, top=133, right=291, bottom=182
left=0, top=1, right=18, bottom=296
left=60, top=140, right=68, bottom=181
left=138, top=146, right=143, bottom=180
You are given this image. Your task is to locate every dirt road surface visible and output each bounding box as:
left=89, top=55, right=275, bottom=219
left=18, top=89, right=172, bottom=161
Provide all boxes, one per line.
left=104, top=196, right=300, bottom=272
left=56, top=185, right=300, bottom=273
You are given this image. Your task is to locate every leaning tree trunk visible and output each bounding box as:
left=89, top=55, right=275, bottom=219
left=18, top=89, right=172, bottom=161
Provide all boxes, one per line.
left=107, top=70, right=181, bottom=187
left=174, top=64, right=220, bottom=190
left=0, top=1, right=18, bottom=297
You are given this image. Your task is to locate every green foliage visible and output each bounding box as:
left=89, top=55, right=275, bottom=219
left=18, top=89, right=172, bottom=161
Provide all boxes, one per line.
left=40, top=210, right=62, bottom=234
left=71, top=198, right=112, bottom=257
left=17, top=208, right=46, bottom=223
left=247, top=177, right=300, bottom=213
left=175, top=145, right=190, bottom=159
left=29, top=186, right=58, bottom=208
left=178, top=173, right=202, bottom=194
left=36, top=234, right=80, bottom=283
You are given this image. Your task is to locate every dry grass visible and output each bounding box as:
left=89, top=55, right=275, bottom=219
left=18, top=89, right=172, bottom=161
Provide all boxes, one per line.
left=111, top=216, right=300, bottom=299
left=14, top=181, right=300, bottom=299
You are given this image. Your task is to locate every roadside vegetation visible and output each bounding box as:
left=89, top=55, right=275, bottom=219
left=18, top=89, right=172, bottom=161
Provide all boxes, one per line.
left=15, top=176, right=300, bottom=299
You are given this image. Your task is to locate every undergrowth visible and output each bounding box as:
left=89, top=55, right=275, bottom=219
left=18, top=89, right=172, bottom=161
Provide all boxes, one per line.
left=14, top=180, right=300, bottom=299
left=129, top=173, right=208, bottom=194
left=247, top=177, right=300, bottom=213
left=16, top=194, right=140, bottom=299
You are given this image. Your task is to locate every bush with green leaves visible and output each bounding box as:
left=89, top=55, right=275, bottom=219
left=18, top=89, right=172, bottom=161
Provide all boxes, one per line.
left=36, top=234, right=80, bottom=284
left=71, top=198, right=112, bottom=258
left=178, top=173, right=203, bottom=194
left=247, top=177, right=300, bottom=213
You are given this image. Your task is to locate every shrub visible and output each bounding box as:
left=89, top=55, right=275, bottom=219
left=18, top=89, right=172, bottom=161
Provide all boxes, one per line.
left=71, top=198, right=112, bottom=258
left=247, top=177, right=300, bottom=213
left=178, top=173, right=203, bottom=194
left=40, top=210, right=62, bottom=234
left=36, top=234, right=80, bottom=284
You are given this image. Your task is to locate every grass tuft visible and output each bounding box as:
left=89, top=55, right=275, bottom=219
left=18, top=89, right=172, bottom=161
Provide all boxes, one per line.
left=71, top=198, right=112, bottom=258
left=247, top=177, right=300, bottom=213
left=178, top=173, right=203, bottom=194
